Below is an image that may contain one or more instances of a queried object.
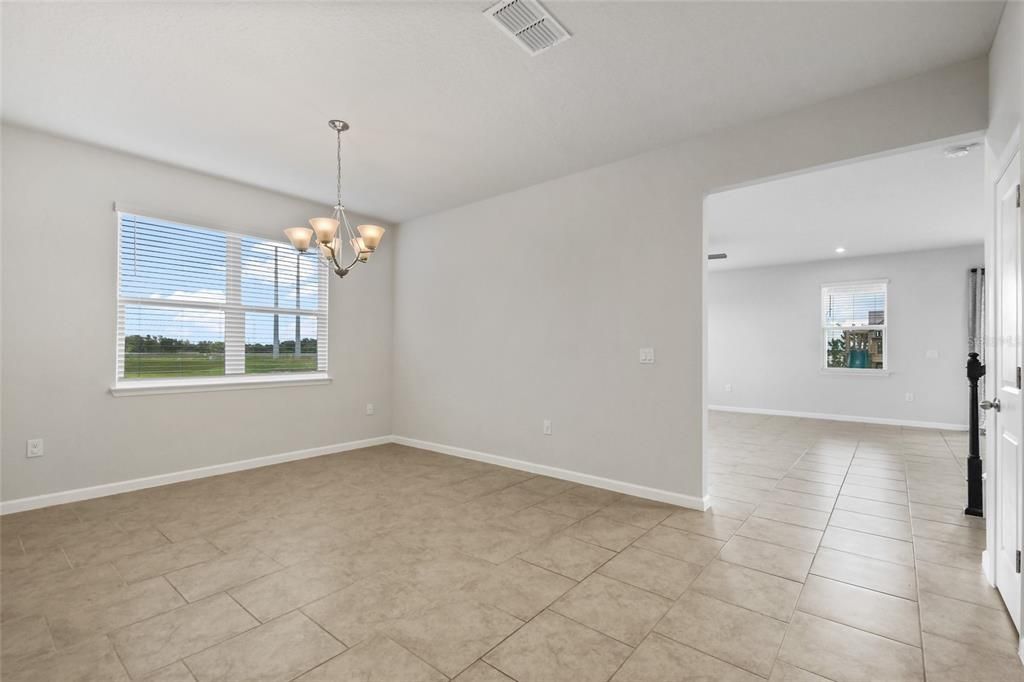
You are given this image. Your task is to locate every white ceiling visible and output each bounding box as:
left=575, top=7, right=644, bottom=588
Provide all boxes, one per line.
left=2, top=2, right=1004, bottom=223
left=704, top=141, right=985, bottom=270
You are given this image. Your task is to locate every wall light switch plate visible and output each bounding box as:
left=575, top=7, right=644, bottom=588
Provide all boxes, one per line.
left=905, top=393, right=914, bottom=402
left=640, top=348, right=655, bottom=364
left=365, top=403, right=375, bottom=416
left=26, top=439, right=43, bottom=458
left=725, top=384, right=732, bottom=392
left=543, top=419, right=552, bottom=435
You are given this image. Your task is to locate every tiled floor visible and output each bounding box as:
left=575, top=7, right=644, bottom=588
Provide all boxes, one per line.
left=1, top=412, right=1022, bottom=681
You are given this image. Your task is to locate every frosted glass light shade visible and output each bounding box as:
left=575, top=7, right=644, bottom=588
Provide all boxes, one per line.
left=284, top=227, right=314, bottom=252
left=351, top=237, right=370, bottom=262
left=356, top=224, right=385, bottom=250
left=309, top=217, right=339, bottom=244
left=319, top=239, right=339, bottom=262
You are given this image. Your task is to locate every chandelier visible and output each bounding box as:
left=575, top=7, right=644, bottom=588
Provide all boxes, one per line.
left=284, top=120, right=385, bottom=279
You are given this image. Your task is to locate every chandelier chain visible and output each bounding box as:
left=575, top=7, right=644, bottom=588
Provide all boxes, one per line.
left=336, top=129, right=343, bottom=210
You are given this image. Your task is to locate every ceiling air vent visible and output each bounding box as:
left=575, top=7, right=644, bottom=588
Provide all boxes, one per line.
left=485, top=0, right=571, bottom=56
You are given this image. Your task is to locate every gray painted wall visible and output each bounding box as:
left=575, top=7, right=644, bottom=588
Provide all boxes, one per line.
left=1, top=125, right=394, bottom=501
left=707, top=246, right=984, bottom=427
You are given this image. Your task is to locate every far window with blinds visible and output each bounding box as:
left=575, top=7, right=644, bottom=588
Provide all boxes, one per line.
left=821, top=280, right=888, bottom=372
left=116, top=212, right=328, bottom=383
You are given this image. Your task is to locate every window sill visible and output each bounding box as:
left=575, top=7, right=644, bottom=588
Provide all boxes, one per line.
left=110, top=373, right=331, bottom=397
left=820, top=368, right=891, bottom=377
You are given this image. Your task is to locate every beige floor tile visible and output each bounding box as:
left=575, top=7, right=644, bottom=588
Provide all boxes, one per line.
left=111, top=593, right=258, bottom=678
left=820, top=526, right=914, bottom=566
left=736, top=517, right=822, bottom=553
left=1, top=563, right=123, bottom=621
left=0, top=548, right=71, bottom=578
left=778, top=611, right=923, bottom=682
left=911, top=536, right=983, bottom=572
left=828, top=509, right=912, bottom=540
left=661, top=509, right=744, bottom=540
left=810, top=547, right=917, bottom=599
left=710, top=483, right=771, bottom=505
left=497, top=506, right=577, bottom=539
left=297, top=635, right=446, bottom=681
left=706, top=497, right=757, bottom=520
left=911, top=502, right=985, bottom=528
left=550, top=573, right=671, bottom=645
left=719, top=535, right=814, bottom=582
left=711, top=473, right=779, bottom=491
left=139, top=661, right=197, bottom=682
left=915, top=560, right=1004, bottom=609
left=632, top=526, right=724, bottom=566
left=3, top=635, right=130, bottom=682
left=47, top=576, right=185, bottom=648
left=762, top=489, right=835, bottom=512
left=228, top=559, right=357, bottom=622
left=484, top=609, right=632, bottom=682
left=454, top=660, right=515, bottom=681
left=911, top=518, right=987, bottom=549
left=388, top=552, right=494, bottom=594
left=64, top=527, right=171, bottom=567
left=611, top=632, right=761, bottom=681
left=775, top=478, right=840, bottom=498
left=185, top=610, right=343, bottom=681
left=383, top=599, right=523, bottom=677
left=841, top=484, right=909, bottom=505
left=165, top=548, right=281, bottom=602
left=596, top=498, right=676, bottom=529
left=115, top=538, right=223, bottom=583
left=834, top=495, right=910, bottom=521
left=462, top=558, right=576, bottom=620
left=535, top=492, right=609, bottom=520
left=752, top=502, right=829, bottom=531
left=517, top=534, right=614, bottom=580
left=785, top=469, right=845, bottom=486
left=598, top=546, right=702, bottom=599
left=302, top=573, right=438, bottom=646
left=919, top=591, right=1020, bottom=656
left=1, top=615, right=54, bottom=663
left=692, top=559, right=801, bottom=621
left=797, top=574, right=920, bottom=646
left=922, top=632, right=1024, bottom=682
left=654, top=591, right=787, bottom=677
left=768, top=660, right=831, bottom=681
left=565, top=515, right=647, bottom=551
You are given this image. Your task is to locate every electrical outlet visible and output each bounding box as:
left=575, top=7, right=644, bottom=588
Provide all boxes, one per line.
left=26, top=439, right=43, bottom=458
left=639, top=348, right=655, bottom=364
left=905, top=393, right=914, bottom=402
left=543, top=419, right=552, bottom=436
left=725, top=384, right=732, bottom=392
left=365, top=403, right=375, bottom=416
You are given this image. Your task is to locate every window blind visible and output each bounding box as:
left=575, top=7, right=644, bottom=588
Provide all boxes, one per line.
left=116, top=213, right=328, bottom=382
left=821, top=280, right=888, bottom=371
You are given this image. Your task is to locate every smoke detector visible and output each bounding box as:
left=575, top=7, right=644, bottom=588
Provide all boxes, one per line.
left=485, top=0, right=571, bottom=56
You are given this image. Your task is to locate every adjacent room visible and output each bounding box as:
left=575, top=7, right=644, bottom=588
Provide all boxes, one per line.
left=1, top=2, right=1022, bottom=681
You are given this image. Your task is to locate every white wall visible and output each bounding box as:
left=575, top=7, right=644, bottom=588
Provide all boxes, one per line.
left=392, top=59, right=988, bottom=505
left=707, top=246, right=983, bottom=428
left=1, top=125, right=394, bottom=502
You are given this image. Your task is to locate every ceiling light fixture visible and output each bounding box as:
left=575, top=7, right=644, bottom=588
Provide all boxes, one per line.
left=835, top=247, right=846, bottom=254
left=284, top=120, right=385, bottom=279
left=944, top=143, right=980, bottom=159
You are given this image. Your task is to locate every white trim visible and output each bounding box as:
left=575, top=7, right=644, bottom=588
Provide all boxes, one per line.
left=708, top=404, right=967, bottom=431
left=0, top=436, right=391, bottom=515
left=820, top=368, right=891, bottom=377
left=110, top=372, right=331, bottom=396
left=392, top=435, right=708, bottom=510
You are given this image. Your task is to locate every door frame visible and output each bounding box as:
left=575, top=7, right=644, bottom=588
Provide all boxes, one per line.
left=983, top=124, right=1024, bottom=660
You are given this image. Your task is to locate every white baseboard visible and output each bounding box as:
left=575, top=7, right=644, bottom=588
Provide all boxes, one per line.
left=0, top=436, right=392, bottom=515
left=708, top=405, right=968, bottom=431
left=392, top=435, right=708, bottom=511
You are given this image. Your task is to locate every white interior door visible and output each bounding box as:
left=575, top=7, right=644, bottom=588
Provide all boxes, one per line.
left=993, top=150, right=1022, bottom=630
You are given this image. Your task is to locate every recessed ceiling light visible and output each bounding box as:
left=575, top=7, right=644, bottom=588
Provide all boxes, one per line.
left=835, top=247, right=846, bottom=254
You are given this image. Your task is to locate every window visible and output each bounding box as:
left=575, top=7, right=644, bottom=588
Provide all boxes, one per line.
left=821, top=280, right=887, bottom=372
left=115, top=212, right=328, bottom=389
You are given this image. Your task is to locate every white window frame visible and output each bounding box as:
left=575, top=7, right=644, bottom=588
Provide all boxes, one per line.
left=111, top=208, right=330, bottom=396
left=821, top=278, right=889, bottom=376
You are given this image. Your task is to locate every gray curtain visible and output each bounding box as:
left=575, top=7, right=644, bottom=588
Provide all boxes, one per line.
left=968, top=267, right=986, bottom=428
